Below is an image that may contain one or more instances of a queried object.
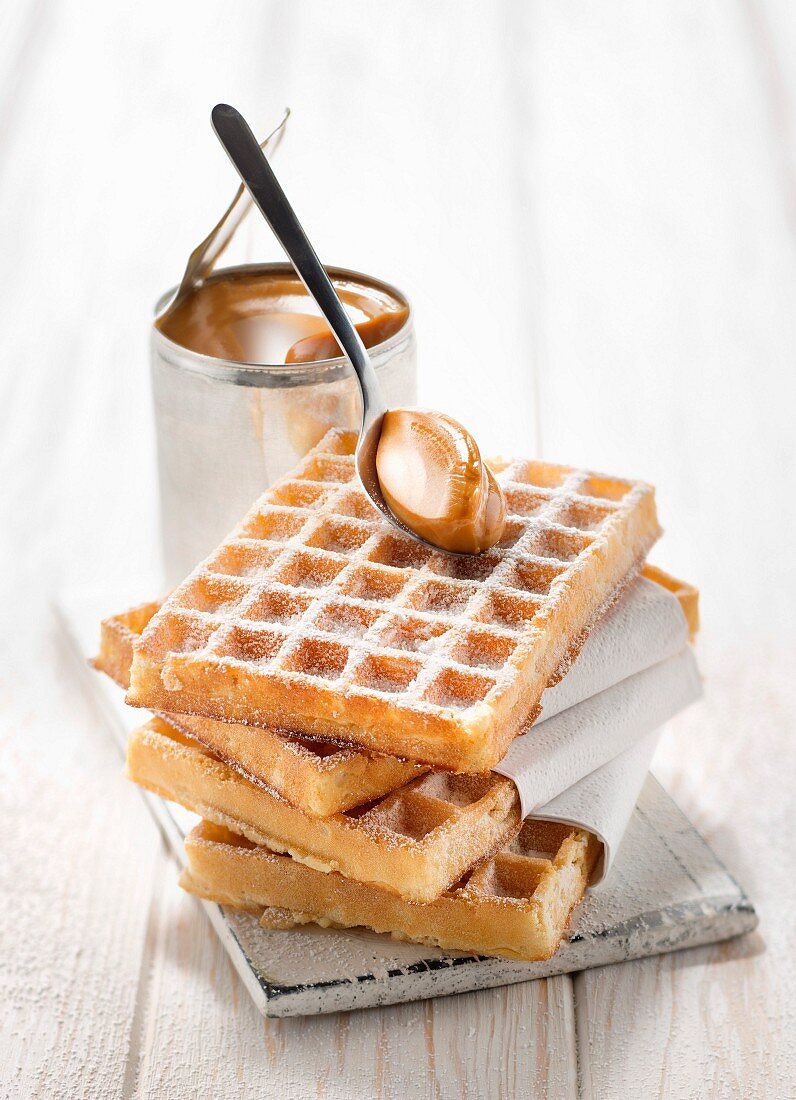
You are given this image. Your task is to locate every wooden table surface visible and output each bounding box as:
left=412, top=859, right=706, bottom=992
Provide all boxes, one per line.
left=2, top=2, right=794, bottom=1096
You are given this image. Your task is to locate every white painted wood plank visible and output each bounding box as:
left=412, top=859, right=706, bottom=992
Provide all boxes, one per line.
left=577, top=650, right=795, bottom=1099
left=512, top=0, right=796, bottom=650
left=514, top=2, right=796, bottom=1094
left=745, top=0, right=796, bottom=235
left=133, top=877, right=579, bottom=1100
left=0, top=630, right=163, bottom=1099
left=0, top=0, right=48, bottom=132
left=0, top=0, right=169, bottom=1093
left=423, top=977, right=578, bottom=1100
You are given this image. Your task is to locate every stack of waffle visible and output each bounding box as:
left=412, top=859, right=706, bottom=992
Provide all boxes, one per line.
left=95, top=430, right=692, bottom=961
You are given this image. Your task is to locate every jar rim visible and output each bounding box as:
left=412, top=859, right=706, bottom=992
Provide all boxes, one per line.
left=152, top=262, right=413, bottom=384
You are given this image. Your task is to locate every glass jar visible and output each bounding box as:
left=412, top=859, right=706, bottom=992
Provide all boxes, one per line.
left=151, top=263, right=416, bottom=584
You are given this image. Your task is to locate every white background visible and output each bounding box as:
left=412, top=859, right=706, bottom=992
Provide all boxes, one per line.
left=1, top=2, right=794, bottom=1096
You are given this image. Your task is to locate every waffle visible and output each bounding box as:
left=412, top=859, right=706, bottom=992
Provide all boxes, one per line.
left=127, top=717, right=521, bottom=902
left=94, top=600, right=161, bottom=689
left=95, top=604, right=421, bottom=816
left=641, top=564, right=699, bottom=639
left=180, top=818, right=601, bottom=961
left=127, top=430, right=661, bottom=772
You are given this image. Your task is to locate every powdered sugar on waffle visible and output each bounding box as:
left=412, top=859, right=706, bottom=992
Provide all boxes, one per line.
left=139, top=432, right=652, bottom=705
left=129, top=430, right=660, bottom=768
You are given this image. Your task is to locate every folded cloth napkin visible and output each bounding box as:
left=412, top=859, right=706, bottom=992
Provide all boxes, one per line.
left=532, top=729, right=662, bottom=885
left=495, top=577, right=702, bottom=883
left=536, top=574, right=690, bottom=723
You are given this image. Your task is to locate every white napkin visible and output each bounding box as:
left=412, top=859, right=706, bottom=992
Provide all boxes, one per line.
left=532, top=729, right=661, bottom=885
left=494, top=578, right=702, bottom=883
left=536, top=575, right=689, bottom=723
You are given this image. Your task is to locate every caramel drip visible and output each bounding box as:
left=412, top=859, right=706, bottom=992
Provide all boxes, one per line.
left=285, top=308, right=409, bottom=363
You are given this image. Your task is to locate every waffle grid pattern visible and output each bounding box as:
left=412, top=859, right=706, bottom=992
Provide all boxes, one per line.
left=182, top=817, right=601, bottom=960
left=131, top=430, right=657, bottom=766
left=462, top=819, right=588, bottom=902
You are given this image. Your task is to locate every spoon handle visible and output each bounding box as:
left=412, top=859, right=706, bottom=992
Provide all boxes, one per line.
left=211, top=103, right=385, bottom=428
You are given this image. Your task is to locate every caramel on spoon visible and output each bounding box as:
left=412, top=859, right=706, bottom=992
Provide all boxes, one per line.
left=376, top=409, right=506, bottom=554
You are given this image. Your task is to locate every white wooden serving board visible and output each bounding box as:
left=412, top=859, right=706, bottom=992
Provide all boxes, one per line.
left=55, top=589, right=757, bottom=1018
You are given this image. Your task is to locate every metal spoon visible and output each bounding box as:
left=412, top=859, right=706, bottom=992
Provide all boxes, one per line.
left=211, top=102, right=453, bottom=553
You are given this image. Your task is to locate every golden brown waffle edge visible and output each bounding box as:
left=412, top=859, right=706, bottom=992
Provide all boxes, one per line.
left=180, top=819, right=601, bottom=961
